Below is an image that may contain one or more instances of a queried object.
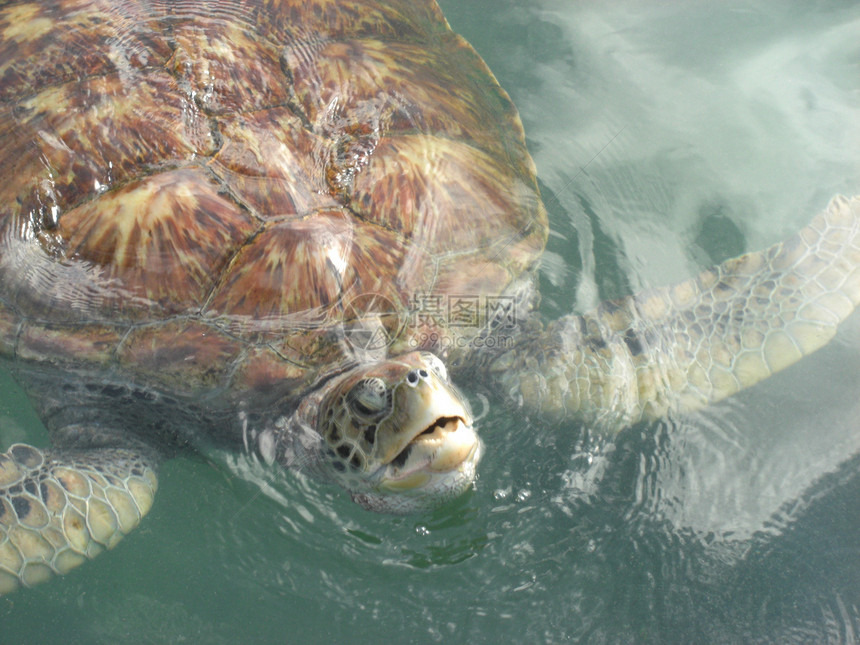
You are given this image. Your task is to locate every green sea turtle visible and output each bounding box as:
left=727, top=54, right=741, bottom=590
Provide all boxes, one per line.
left=0, top=0, right=857, bottom=594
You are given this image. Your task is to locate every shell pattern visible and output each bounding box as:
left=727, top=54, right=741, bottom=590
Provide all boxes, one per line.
left=0, top=0, right=548, bottom=407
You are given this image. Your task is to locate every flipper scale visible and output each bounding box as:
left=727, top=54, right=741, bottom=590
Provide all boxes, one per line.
left=0, top=444, right=158, bottom=593
left=493, top=196, right=860, bottom=430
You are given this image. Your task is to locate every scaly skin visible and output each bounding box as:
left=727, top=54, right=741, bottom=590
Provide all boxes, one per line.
left=491, top=195, right=860, bottom=431
left=0, top=444, right=157, bottom=593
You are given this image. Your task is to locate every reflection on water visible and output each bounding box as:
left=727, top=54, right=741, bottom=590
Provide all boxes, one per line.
left=3, top=1, right=860, bottom=643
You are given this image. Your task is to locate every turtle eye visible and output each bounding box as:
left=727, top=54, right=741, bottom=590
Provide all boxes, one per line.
left=348, top=378, right=389, bottom=420
left=420, top=352, right=448, bottom=381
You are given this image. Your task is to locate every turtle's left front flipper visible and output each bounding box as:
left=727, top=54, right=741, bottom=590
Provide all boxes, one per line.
left=0, top=443, right=158, bottom=593
left=491, top=195, right=860, bottom=431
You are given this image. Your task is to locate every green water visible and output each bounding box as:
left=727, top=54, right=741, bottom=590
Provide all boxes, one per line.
left=4, top=1, right=860, bottom=643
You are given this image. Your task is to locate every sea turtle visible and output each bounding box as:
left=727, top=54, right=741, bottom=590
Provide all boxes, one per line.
left=0, top=0, right=857, bottom=594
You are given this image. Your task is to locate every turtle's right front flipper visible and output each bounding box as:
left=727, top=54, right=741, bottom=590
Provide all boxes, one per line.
left=491, top=195, right=860, bottom=431
left=0, top=443, right=157, bottom=593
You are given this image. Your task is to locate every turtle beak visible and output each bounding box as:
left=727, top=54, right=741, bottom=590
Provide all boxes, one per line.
left=385, top=415, right=478, bottom=482
left=377, top=373, right=481, bottom=491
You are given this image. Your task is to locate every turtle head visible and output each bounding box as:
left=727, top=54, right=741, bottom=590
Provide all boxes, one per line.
left=315, top=351, right=482, bottom=513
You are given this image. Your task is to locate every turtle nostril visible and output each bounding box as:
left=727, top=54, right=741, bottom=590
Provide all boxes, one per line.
left=406, top=368, right=431, bottom=387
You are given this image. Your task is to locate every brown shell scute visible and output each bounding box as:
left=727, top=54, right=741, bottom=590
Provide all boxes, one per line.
left=285, top=36, right=523, bottom=155
left=52, top=169, right=257, bottom=319
left=118, top=321, right=244, bottom=392
left=172, top=16, right=289, bottom=115
left=0, top=0, right=548, bottom=398
left=0, top=1, right=171, bottom=102
left=209, top=210, right=356, bottom=324
left=210, top=109, right=338, bottom=218
left=17, top=322, right=122, bottom=368
left=206, top=209, right=432, bottom=328
left=0, top=71, right=216, bottom=244
left=253, top=0, right=449, bottom=44
left=345, top=135, right=541, bottom=255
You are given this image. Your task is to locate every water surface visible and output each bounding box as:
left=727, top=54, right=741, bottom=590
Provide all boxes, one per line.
left=3, top=1, right=860, bottom=643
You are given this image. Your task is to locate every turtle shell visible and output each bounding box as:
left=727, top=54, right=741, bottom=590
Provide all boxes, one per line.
left=0, top=0, right=547, bottom=405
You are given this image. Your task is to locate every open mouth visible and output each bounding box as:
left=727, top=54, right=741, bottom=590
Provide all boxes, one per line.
left=390, top=415, right=468, bottom=470
left=417, top=415, right=463, bottom=438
